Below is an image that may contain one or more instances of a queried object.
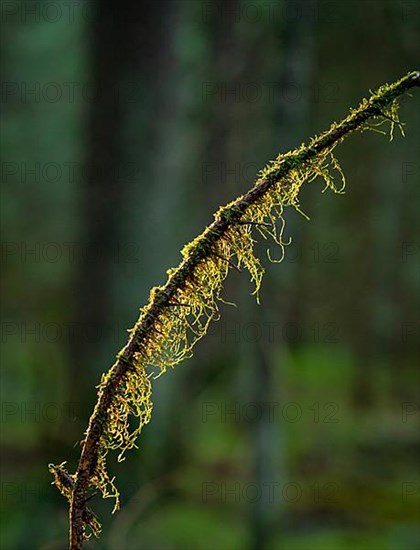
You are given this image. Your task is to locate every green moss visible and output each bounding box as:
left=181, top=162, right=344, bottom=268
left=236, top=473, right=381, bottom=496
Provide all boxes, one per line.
left=91, top=70, right=413, bottom=518
left=50, top=71, right=419, bottom=540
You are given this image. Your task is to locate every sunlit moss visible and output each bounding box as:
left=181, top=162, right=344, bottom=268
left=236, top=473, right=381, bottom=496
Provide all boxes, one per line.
left=50, top=71, right=419, bottom=540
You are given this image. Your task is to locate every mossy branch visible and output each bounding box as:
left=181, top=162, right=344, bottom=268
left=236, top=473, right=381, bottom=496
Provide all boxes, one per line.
left=49, top=71, right=420, bottom=549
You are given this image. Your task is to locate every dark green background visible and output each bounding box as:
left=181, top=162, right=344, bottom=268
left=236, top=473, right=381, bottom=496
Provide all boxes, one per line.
left=1, top=1, right=419, bottom=549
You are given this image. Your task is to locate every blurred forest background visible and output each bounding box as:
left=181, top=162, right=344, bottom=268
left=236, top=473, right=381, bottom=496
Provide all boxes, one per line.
left=1, top=1, right=419, bottom=549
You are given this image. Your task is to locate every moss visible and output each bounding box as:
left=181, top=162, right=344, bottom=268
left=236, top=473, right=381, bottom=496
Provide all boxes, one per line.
left=51, top=71, right=420, bottom=541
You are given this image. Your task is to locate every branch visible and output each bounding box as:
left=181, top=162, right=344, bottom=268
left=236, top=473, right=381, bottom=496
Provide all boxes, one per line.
left=50, top=71, right=419, bottom=549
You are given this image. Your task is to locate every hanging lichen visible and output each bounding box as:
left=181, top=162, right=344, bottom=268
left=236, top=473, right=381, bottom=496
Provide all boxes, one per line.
left=49, top=71, right=419, bottom=547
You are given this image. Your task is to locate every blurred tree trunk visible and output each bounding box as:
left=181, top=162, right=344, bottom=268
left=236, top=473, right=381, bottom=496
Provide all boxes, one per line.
left=69, top=1, right=167, bottom=427
left=233, top=2, right=316, bottom=548
left=69, top=2, right=124, bottom=431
